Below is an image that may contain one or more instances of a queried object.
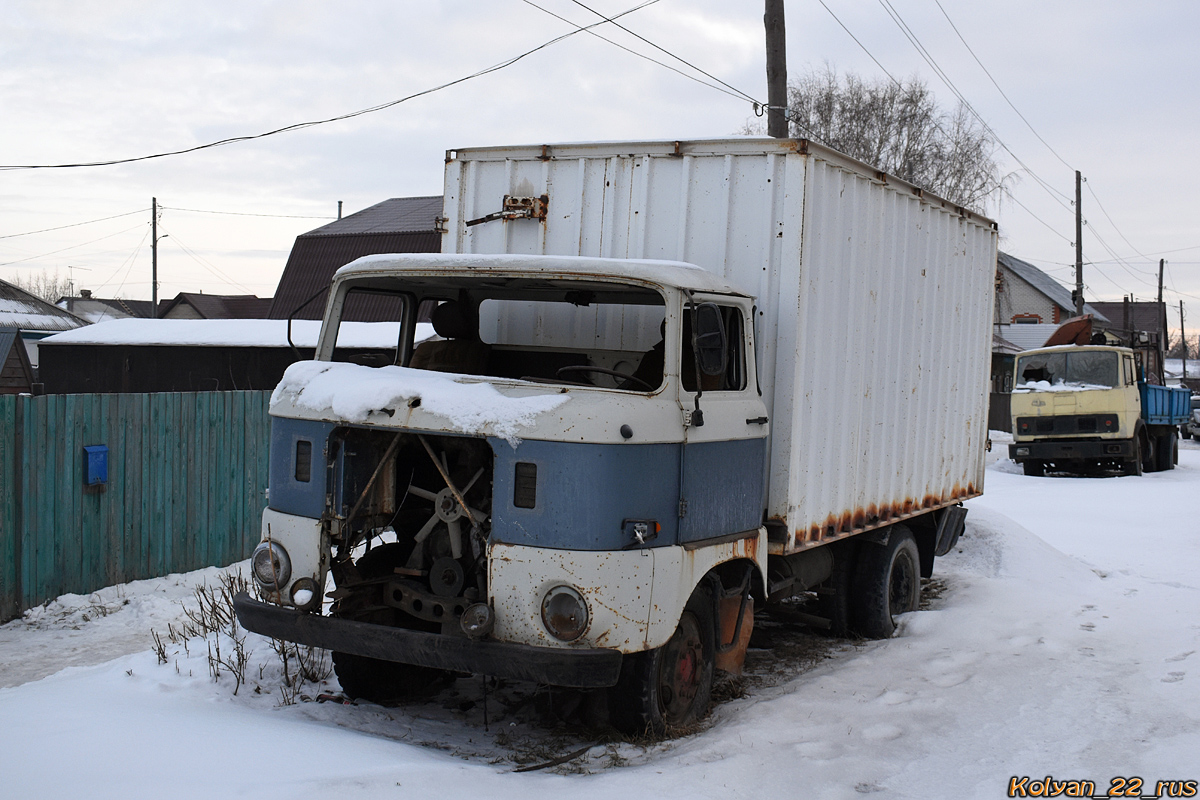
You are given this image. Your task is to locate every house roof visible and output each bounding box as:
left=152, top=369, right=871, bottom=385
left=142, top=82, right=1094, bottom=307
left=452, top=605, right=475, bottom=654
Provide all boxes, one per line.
left=0, top=327, right=35, bottom=393
left=301, top=196, right=442, bottom=237
left=998, top=252, right=1108, bottom=322
left=56, top=295, right=156, bottom=322
left=268, top=196, right=443, bottom=321
left=160, top=293, right=273, bottom=319
left=0, top=279, right=88, bottom=332
left=1088, top=301, right=1166, bottom=337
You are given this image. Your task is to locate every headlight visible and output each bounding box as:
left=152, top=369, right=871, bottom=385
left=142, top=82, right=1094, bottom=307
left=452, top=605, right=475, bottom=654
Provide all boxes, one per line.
left=1015, top=447, right=1030, bottom=456
left=252, top=541, right=292, bottom=589
left=541, top=585, right=589, bottom=642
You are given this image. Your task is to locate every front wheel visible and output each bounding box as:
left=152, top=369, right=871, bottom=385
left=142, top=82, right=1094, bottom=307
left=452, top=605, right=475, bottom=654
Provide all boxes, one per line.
left=609, top=587, right=715, bottom=735
left=850, top=527, right=921, bottom=639
left=1022, top=460, right=1045, bottom=477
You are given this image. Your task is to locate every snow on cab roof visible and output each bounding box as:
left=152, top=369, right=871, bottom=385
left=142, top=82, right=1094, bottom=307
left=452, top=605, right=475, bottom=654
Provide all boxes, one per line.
left=41, top=318, right=434, bottom=349
left=333, top=253, right=754, bottom=297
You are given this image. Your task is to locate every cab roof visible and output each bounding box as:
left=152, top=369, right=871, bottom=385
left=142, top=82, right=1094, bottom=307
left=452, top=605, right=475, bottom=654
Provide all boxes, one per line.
left=333, top=253, right=753, bottom=298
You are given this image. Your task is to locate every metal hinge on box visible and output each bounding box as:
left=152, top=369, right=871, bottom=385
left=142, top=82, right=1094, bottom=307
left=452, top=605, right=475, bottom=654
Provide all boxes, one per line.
left=465, top=195, right=549, bottom=227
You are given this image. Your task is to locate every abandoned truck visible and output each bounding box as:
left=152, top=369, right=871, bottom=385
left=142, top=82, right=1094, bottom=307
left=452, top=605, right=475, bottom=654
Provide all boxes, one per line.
left=235, top=138, right=998, bottom=732
left=1009, top=342, right=1191, bottom=476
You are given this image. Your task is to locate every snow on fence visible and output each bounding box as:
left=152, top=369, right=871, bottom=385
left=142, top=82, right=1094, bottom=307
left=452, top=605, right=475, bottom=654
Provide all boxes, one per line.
left=0, top=391, right=271, bottom=622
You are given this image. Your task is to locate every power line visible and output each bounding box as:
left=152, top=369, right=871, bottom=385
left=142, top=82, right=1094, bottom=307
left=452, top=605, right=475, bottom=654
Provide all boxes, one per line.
left=565, top=0, right=758, bottom=105
left=0, top=223, right=146, bottom=267
left=0, top=208, right=145, bottom=240
left=156, top=224, right=256, bottom=294
left=518, top=0, right=749, bottom=102
left=0, top=0, right=661, bottom=171
left=160, top=206, right=336, bottom=220
left=872, top=0, right=1073, bottom=212
left=93, top=226, right=151, bottom=293
left=931, top=0, right=1074, bottom=172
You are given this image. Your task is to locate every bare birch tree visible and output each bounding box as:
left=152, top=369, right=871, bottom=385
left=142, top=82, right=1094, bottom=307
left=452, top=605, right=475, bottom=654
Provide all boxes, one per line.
left=783, top=67, right=1006, bottom=213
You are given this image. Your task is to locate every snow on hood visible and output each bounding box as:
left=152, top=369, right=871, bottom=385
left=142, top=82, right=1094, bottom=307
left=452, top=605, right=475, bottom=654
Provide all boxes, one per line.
left=272, top=361, right=570, bottom=446
left=1013, top=380, right=1111, bottom=393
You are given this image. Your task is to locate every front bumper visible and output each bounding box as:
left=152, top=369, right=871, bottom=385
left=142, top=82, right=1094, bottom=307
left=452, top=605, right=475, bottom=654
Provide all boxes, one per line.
left=1009, top=439, right=1133, bottom=462
left=233, top=592, right=623, bottom=689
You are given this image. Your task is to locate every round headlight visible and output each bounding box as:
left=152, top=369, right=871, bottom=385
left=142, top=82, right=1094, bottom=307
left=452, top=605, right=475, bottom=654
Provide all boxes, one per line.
left=541, top=585, right=589, bottom=642
left=289, top=577, right=318, bottom=610
left=251, top=541, right=291, bottom=589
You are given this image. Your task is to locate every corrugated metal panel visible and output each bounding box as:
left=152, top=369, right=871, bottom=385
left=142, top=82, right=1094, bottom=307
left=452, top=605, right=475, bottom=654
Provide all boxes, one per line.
left=445, top=138, right=997, bottom=554
left=0, top=391, right=271, bottom=621
left=269, top=232, right=440, bottom=320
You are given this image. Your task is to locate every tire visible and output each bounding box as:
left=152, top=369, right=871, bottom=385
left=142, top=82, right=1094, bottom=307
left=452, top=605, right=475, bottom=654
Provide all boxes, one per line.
left=1141, top=431, right=1157, bottom=473
left=331, top=544, right=451, bottom=704
left=1182, top=426, right=1192, bottom=440
left=609, top=586, right=715, bottom=735
left=1022, top=460, right=1045, bottom=477
left=815, top=546, right=853, bottom=637
left=1124, top=438, right=1144, bottom=476
left=850, top=527, right=921, bottom=639
left=1160, top=432, right=1178, bottom=470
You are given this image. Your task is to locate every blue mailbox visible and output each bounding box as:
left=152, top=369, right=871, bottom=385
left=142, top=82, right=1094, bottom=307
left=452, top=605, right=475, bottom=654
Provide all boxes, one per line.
left=83, top=445, right=109, bottom=486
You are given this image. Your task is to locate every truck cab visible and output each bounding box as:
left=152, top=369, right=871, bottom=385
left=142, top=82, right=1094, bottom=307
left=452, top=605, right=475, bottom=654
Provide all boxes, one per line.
left=235, top=253, right=768, bottom=731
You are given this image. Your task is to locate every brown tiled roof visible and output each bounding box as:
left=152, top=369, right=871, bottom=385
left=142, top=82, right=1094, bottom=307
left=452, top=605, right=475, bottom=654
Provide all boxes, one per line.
left=268, top=197, right=442, bottom=321
left=161, top=293, right=274, bottom=319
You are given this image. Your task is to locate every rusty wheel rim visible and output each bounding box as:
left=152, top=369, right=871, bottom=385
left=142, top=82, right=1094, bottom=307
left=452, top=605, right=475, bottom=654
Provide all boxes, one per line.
left=656, top=611, right=704, bottom=724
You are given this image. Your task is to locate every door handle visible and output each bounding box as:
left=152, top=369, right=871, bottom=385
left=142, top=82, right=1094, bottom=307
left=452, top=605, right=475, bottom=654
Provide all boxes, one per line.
left=746, top=416, right=769, bottom=425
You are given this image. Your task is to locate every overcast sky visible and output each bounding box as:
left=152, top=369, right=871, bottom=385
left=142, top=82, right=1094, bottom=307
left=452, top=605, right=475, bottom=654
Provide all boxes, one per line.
left=2, top=0, right=1198, bottom=337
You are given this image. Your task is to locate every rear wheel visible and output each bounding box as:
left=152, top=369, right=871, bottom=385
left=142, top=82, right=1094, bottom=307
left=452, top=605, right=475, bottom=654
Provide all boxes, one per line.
left=1022, top=460, right=1045, bottom=477
left=1155, top=432, right=1177, bottom=472
left=609, top=585, right=715, bottom=735
left=850, top=527, right=921, bottom=639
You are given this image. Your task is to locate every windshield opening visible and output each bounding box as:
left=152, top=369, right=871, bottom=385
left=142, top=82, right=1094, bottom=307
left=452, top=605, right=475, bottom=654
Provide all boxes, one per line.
left=1015, top=350, right=1119, bottom=390
left=329, top=275, right=668, bottom=392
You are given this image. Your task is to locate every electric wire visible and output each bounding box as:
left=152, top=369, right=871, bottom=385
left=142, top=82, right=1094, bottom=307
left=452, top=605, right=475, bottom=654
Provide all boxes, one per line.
left=160, top=206, right=336, bottom=220
left=93, top=226, right=151, bottom=293
left=565, top=0, right=759, bottom=105
left=931, top=0, right=1074, bottom=172
left=156, top=224, right=257, bottom=294
left=0, top=208, right=146, bottom=240
left=0, top=223, right=146, bottom=267
left=813, top=0, right=1069, bottom=238
left=518, top=0, right=749, bottom=102
left=0, top=0, right=661, bottom=171
left=872, top=0, right=1073, bottom=211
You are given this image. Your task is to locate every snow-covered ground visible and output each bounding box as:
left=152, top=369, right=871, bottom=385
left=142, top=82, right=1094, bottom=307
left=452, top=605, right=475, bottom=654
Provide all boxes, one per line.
left=3, top=444, right=1198, bottom=799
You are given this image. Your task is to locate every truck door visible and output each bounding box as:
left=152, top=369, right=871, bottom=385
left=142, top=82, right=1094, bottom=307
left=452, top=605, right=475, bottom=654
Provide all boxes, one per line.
left=675, top=296, right=769, bottom=545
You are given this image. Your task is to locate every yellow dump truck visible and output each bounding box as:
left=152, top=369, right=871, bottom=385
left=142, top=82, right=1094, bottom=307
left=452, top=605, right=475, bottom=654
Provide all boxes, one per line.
left=1008, top=344, right=1190, bottom=476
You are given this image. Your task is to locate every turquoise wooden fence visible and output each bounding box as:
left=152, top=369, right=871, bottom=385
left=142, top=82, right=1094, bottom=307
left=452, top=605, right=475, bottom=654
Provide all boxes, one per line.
left=0, top=391, right=272, bottom=622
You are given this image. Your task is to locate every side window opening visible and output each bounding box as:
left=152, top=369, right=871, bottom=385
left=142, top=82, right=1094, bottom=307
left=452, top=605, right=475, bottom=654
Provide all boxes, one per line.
left=681, top=305, right=746, bottom=392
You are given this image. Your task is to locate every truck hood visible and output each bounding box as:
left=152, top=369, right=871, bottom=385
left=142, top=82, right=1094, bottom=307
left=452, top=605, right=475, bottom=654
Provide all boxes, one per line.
left=271, top=361, right=572, bottom=446
left=270, top=361, right=688, bottom=447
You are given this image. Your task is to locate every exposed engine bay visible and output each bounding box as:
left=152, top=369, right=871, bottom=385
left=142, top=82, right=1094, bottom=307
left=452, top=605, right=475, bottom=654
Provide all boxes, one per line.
left=325, top=429, right=494, bottom=637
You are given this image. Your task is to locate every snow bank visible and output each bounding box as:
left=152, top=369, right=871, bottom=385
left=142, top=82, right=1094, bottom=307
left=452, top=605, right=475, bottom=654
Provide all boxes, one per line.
left=272, top=361, right=570, bottom=445
left=40, top=318, right=435, bottom=349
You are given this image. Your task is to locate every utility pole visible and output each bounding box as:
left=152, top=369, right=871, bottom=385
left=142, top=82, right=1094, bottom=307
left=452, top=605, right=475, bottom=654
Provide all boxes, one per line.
left=1158, top=259, right=1166, bottom=369
left=764, top=0, right=788, bottom=138
left=151, top=197, right=158, bottom=318
left=1074, top=171, right=1084, bottom=317
left=1182, top=300, right=1189, bottom=380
